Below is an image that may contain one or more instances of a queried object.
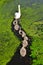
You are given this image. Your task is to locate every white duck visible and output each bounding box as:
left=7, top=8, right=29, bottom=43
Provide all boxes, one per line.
left=15, top=5, right=21, bottom=19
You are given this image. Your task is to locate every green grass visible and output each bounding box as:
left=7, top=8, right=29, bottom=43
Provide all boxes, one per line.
left=20, top=6, right=43, bottom=65
left=0, top=0, right=20, bottom=65
left=0, top=0, right=43, bottom=65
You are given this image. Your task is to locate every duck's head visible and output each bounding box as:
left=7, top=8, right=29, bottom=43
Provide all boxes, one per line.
left=18, top=5, right=20, bottom=8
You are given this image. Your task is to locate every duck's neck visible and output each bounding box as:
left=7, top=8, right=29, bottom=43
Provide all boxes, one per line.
left=18, top=5, right=21, bottom=14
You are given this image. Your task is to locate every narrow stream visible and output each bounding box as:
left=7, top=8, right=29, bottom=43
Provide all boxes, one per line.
left=6, top=19, right=32, bottom=65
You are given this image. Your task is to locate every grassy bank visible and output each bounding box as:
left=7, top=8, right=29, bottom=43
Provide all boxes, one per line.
left=0, top=0, right=43, bottom=65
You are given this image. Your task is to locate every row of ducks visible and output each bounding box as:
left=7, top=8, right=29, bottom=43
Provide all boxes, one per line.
left=13, top=19, right=29, bottom=57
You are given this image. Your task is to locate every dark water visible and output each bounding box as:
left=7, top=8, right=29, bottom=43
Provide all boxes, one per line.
left=6, top=19, right=32, bottom=65
left=6, top=44, right=32, bottom=65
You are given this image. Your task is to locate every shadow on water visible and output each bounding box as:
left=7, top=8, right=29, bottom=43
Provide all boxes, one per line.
left=6, top=19, right=32, bottom=65
left=7, top=44, right=32, bottom=65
